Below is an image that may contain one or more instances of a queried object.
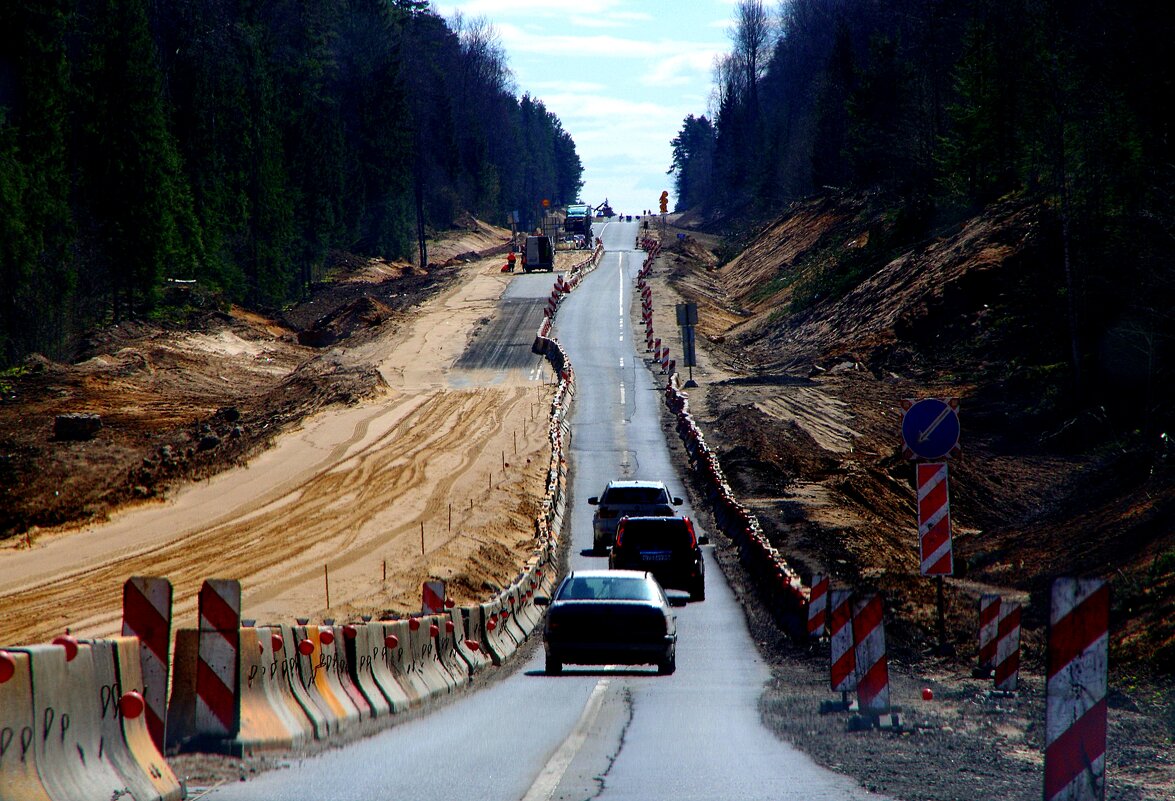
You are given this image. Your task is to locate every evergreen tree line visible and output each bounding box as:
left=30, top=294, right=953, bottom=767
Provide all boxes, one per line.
left=0, top=0, right=583, bottom=367
left=671, top=0, right=1175, bottom=427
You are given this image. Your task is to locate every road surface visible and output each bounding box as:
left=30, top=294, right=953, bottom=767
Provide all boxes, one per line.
left=208, top=220, right=884, bottom=801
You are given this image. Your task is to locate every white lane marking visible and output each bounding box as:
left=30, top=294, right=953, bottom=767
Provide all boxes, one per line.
left=618, top=253, right=625, bottom=342
left=521, top=678, right=611, bottom=801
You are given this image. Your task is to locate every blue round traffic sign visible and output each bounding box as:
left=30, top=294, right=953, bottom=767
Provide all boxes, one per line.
left=901, top=398, right=960, bottom=460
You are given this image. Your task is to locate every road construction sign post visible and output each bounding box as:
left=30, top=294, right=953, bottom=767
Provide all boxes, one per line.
left=902, top=398, right=960, bottom=654
left=675, top=302, right=698, bottom=386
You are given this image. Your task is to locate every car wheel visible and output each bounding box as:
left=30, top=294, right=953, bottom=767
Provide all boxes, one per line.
left=690, top=581, right=706, bottom=602
left=546, top=656, right=563, bottom=675
left=657, top=653, right=676, bottom=675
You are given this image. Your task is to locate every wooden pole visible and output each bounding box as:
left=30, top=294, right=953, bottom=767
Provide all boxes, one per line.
left=420, top=521, right=425, bottom=555
left=448, top=503, right=452, bottom=532
left=383, top=559, right=386, bottom=583
left=324, top=564, right=330, bottom=608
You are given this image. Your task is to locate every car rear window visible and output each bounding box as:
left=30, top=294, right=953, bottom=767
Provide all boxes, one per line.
left=558, top=576, right=657, bottom=601
left=621, top=522, right=692, bottom=549
left=602, top=486, right=669, bottom=505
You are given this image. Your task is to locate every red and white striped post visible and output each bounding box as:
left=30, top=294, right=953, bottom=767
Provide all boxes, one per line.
left=422, top=580, right=446, bottom=614
left=916, top=462, right=953, bottom=576
left=121, top=576, right=173, bottom=752
left=807, top=575, right=829, bottom=639
left=977, top=594, right=1001, bottom=675
left=1045, top=578, right=1109, bottom=801
left=993, top=600, right=1021, bottom=692
left=195, top=579, right=241, bottom=738
left=829, top=589, right=856, bottom=694
left=852, top=593, right=890, bottom=715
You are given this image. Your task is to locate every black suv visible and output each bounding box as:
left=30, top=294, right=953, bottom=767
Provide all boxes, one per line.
left=608, top=516, right=705, bottom=601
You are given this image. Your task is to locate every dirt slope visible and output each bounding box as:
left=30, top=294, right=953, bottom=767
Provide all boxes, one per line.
left=649, top=197, right=1174, bottom=798
left=0, top=219, right=556, bottom=646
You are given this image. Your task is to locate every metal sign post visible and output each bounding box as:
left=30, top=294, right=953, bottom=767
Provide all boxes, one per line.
left=902, top=398, right=960, bottom=655
left=675, top=302, right=698, bottom=386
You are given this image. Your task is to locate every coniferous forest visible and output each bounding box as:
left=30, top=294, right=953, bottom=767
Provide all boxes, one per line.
left=670, top=0, right=1175, bottom=433
left=0, top=0, right=583, bottom=367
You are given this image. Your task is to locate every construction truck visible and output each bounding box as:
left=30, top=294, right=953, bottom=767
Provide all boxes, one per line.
left=564, top=204, right=593, bottom=245
left=522, top=234, right=555, bottom=272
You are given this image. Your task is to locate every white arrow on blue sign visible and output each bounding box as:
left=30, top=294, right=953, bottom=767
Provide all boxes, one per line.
left=901, top=398, right=960, bottom=460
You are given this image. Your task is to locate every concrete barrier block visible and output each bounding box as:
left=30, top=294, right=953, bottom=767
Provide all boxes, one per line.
left=378, top=620, right=428, bottom=707
left=269, top=624, right=328, bottom=741
left=235, top=627, right=299, bottom=753
left=0, top=648, right=53, bottom=800
left=343, top=624, right=392, bottom=718
left=11, top=643, right=125, bottom=800
left=107, top=637, right=184, bottom=799
left=320, top=626, right=372, bottom=723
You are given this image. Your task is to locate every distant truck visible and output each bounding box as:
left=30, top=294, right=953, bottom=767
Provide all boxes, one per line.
left=564, top=204, right=593, bottom=244
left=523, top=235, right=554, bottom=272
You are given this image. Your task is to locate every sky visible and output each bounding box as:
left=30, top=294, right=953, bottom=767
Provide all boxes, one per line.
left=432, top=0, right=738, bottom=217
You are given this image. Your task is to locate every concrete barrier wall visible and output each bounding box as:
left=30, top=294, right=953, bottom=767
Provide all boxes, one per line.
left=0, top=649, right=53, bottom=801
left=451, top=609, right=490, bottom=674
left=343, top=625, right=391, bottom=718
left=361, top=624, right=412, bottom=713
left=269, top=624, right=329, bottom=741
left=321, top=626, right=372, bottom=723
left=293, top=626, right=358, bottom=737
left=4, top=238, right=583, bottom=779
left=406, top=618, right=452, bottom=698
left=11, top=643, right=123, bottom=800
left=251, top=626, right=312, bottom=749
left=377, top=621, right=427, bottom=708
left=109, top=637, right=184, bottom=800
left=433, top=615, right=471, bottom=689
left=235, top=626, right=302, bottom=753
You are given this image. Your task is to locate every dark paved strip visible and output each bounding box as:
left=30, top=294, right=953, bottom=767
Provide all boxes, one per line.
left=455, top=298, right=548, bottom=370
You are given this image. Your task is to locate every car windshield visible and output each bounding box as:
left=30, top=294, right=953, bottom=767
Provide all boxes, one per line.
left=558, top=576, right=657, bottom=602
left=603, top=486, right=669, bottom=505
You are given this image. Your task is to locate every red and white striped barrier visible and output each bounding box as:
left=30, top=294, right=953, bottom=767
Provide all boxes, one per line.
left=1045, top=578, right=1109, bottom=801
left=807, top=574, right=829, bottom=638
left=422, top=580, right=446, bottom=614
left=121, top=575, right=173, bottom=752
left=993, top=600, right=1021, bottom=691
left=196, top=579, right=241, bottom=738
left=829, top=589, right=857, bottom=693
left=852, top=593, right=890, bottom=713
left=978, top=593, right=1001, bottom=674
left=916, top=462, right=954, bottom=575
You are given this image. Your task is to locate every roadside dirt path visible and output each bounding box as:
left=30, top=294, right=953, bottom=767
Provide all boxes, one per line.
left=0, top=252, right=556, bottom=645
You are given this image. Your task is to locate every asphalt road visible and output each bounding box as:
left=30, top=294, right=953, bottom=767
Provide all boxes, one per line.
left=208, top=219, right=885, bottom=801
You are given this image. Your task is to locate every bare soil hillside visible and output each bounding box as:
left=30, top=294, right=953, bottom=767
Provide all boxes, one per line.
left=0, top=217, right=558, bottom=648
left=647, top=196, right=1175, bottom=799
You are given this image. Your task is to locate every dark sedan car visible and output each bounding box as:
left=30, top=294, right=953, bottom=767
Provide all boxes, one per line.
left=538, top=570, right=678, bottom=675
left=608, top=516, right=705, bottom=601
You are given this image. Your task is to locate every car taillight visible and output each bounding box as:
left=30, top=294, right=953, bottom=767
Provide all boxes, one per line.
left=615, top=519, right=626, bottom=548
left=684, top=517, right=697, bottom=548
